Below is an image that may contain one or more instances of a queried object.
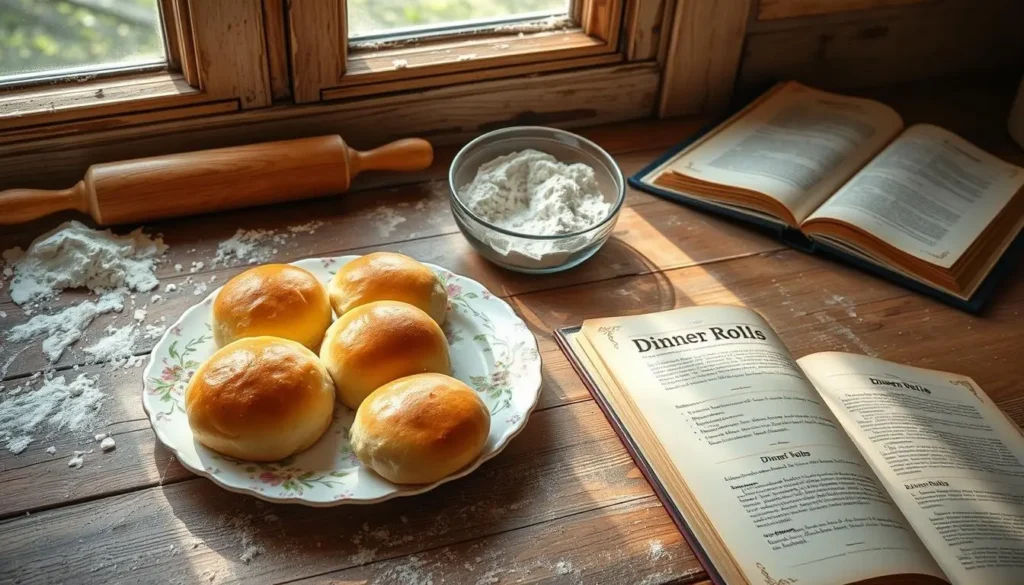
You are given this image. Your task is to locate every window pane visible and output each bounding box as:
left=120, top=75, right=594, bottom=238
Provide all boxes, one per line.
left=348, top=0, right=570, bottom=40
left=0, top=0, right=165, bottom=84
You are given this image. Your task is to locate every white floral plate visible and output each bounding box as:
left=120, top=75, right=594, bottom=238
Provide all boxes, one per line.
left=142, top=256, right=542, bottom=506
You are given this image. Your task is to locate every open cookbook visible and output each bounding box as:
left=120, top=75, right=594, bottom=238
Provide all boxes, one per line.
left=555, top=305, right=1024, bottom=585
left=630, top=82, right=1024, bottom=312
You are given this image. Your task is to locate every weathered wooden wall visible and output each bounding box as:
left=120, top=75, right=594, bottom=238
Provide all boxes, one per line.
left=737, top=0, right=1024, bottom=95
left=659, top=0, right=1024, bottom=117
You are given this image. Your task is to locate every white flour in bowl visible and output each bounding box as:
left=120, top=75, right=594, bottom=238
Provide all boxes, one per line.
left=457, top=149, right=611, bottom=266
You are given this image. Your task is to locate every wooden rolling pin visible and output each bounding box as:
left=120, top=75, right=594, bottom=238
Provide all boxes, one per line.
left=0, top=136, right=433, bottom=225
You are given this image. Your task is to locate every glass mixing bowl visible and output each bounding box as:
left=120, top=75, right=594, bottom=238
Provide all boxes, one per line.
left=448, top=126, right=625, bottom=274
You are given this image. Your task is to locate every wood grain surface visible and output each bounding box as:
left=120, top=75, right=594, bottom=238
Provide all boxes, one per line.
left=0, top=76, right=1021, bottom=585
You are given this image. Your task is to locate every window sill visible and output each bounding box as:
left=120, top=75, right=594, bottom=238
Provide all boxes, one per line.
left=0, top=72, right=237, bottom=141
left=327, top=29, right=622, bottom=99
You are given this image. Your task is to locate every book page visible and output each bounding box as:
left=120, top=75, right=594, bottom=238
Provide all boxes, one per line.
left=657, top=82, right=903, bottom=222
left=805, top=124, right=1024, bottom=268
left=581, top=306, right=945, bottom=585
left=800, top=352, right=1024, bottom=585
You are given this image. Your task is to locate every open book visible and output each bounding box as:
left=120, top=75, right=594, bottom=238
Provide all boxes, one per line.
left=632, top=82, right=1024, bottom=311
left=555, top=305, right=1024, bottom=585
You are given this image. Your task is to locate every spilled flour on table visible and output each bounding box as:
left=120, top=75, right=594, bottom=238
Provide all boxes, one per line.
left=213, top=221, right=326, bottom=266
left=219, top=514, right=265, bottom=565
left=554, top=560, right=577, bottom=576
left=374, top=555, right=433, bottom=585
left=2, top=220, right=166, bottom=305
left=84, top=324, right=140, bottom=368
left=100, top=436, right=116, bottom=451
left=213, top=229, right=282, bottom=266
left=67, top=451, right=85, bottom=469
left=647, top=540, right=667, bottom=560
left=0, top=222, right=170, bottom=457
left=0, top=372, right=103, bottom=454
left=288, top=220, right=324, bottom=234
left=367, top=207, right=407, bottom=238
left=814, top=313, right=877, bottom=357
left=7, top=291, right=126, bottom=363
left=638, top=571, right=676, bottom=585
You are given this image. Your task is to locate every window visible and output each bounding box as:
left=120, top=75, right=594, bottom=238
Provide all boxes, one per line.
left=347, top=0, right=570, bottom=40
left=0, top=0, right=671, bottom=180
left=289, top=0, right=628, bottom=103
left=0, top=0, right=272, bottom=142
left=0, top=0, right=166, bottom=86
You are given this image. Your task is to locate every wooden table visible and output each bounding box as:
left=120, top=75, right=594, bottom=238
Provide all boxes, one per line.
left=1, top=74, right=1022, bottom=585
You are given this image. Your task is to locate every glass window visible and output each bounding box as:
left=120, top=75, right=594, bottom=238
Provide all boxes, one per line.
left=0, top=0, right=165, bottom=85
left=347, top=0, right=571, bottom=40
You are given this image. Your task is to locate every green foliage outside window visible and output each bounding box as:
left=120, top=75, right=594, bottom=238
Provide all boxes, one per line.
left=0, top=0, right=568, bottom=80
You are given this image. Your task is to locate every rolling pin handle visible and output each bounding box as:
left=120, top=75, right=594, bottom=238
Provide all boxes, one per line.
left=0, top=181, right=90, bottom=225
left=346, top=138, right=434, bottom=180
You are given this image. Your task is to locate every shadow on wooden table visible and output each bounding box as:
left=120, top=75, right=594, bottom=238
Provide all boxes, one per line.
left=156, top=390, right=647, bottom=582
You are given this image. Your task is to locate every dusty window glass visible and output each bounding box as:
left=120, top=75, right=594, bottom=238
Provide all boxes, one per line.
left=0, top=0, right=165, bottom=85
left=348, top=0, right=570, bottom=40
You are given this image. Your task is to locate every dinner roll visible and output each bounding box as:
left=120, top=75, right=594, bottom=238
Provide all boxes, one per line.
left=351, top=373, right=490, bottom=484
left=185, top=337, right=335, bottom=461
left=213, top=264, right=332, bottom=350
left=320, top=300, right=450, bottom=409
left=328, top=252, right=448, bottom=325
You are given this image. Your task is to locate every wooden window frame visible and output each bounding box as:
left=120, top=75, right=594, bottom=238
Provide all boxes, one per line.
left=0, top=0, right=272, bottom=144
left=0, top=0, right=687, bottom=193
left=289, top=0, right=630, bottom=103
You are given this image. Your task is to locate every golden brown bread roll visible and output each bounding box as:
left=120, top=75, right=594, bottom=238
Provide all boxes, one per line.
left=350, top=373, right=490, bottom=484
left=213, top=264, right=332, bottom=350
left=328, top=252, right=448, bottom=325
left=185, top=337, right=336, bottom=461
left=319, top=300, right=450, bottom=409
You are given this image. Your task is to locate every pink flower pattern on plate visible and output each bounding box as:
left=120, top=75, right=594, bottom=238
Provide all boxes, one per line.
left=143, top=256, right=539, bottom=504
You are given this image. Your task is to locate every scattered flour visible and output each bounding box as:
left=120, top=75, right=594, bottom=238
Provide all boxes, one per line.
left=367, top=208, right=407, bottom=238
left=288, top=220, right=324, bottom=234
left=45, top=445, right=56, bottom=455
left=67, top=451, right=84, bottom=468
left=457, top=149, right=611, bottom=265
left=7, top=291, right=125, bottom=362
left=212, top=221, right=323, bottom=267
left=133, top=308, right=147, bottom=321
left=164, top=283, right=177, bottom=293
left=456, top=53, right=477, bottom=61
left=220, top=514, right=265, bottom=565
left=100, top=436, right=116, bottom=452
left=554, top=560, right=575, bottom=575
left=84, top=324, right=139, bottom=367
left=94, top=433, right=107, bottom=441
left=349, top=547, right=377, bottom=565
left=392, top=59, right=408, bottom=69
left=193, top=282, right=209, bottom=296
left=0, top=373, right=103, bottom=453
left=213, top=229, right=279, bottom=266
left=474, top=569, right=503, bottom=585
left=0, top=311, right=6, bottom=318
left=150, top=294, right=162, bottom=304
left=2, top=221, right=166, bottom=305
left=647, top=540, right=667, bottom=560
left=638, top=571, right=676, bottom=585
left=375, top=555, right=433, bottom=585
left=7, top=436, right=31, bottom=454
left=145, top=324, right=167, bottom=339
